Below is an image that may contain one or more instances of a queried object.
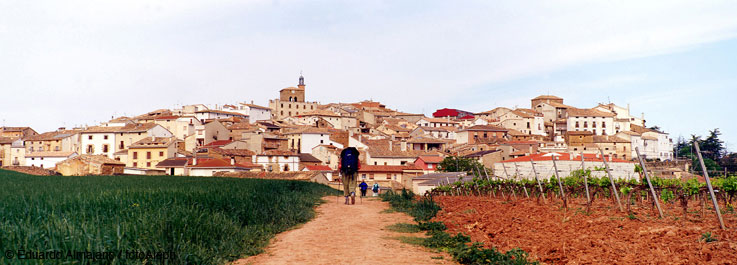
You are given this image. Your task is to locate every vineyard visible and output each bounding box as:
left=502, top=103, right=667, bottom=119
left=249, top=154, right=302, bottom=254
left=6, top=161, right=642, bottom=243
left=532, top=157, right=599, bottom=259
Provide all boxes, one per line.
left=427, top=168, right=737, bottom=263
left=431, top=170, right=737, bottom=218
left=0, top=169, right=338, bottom=264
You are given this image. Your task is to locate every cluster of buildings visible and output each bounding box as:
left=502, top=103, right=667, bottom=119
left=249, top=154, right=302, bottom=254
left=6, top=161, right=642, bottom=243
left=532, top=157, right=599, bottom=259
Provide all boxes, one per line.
left=0, top=74, right=676, bottom=191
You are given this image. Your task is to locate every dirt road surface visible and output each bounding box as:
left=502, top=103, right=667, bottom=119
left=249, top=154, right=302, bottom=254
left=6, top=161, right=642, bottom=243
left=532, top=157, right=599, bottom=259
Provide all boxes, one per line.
left=235, top=196, right=454, bottom=265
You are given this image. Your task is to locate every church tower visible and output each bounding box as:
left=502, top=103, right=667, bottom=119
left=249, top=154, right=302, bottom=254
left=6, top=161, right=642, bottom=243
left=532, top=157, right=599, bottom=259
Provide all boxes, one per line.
left=298, top=74, right=305, bottom=90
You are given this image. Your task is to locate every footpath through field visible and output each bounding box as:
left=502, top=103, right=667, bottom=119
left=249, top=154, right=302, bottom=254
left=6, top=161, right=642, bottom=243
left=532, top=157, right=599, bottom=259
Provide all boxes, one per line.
left=235, top=196, right=454, bottom=265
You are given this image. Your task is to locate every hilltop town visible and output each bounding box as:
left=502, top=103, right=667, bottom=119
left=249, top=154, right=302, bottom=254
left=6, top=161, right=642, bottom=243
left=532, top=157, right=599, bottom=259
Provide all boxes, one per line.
left=0, top=74, right=676, bottom=187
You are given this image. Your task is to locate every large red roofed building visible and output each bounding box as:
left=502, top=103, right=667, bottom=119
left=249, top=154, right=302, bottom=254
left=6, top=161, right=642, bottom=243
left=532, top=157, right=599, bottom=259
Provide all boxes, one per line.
left=432, top=108, right=474, bottom=120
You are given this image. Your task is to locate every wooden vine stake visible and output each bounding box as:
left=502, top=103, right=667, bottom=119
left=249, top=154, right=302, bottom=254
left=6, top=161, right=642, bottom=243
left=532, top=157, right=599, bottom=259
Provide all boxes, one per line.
left=502, top=163, right=517, bottom=199
left=530, top=159, right=546, bottom=201
left=694, top=142, right=726, bottom=230
left=634, top=147, right=663, bottom=218
left=600, top=148, right=625, bottom=213
left=580, top=154, right=592, bottom=211
left=549, top=153, right=567, bottom=209
left=514, top=163, right=530, bottom=198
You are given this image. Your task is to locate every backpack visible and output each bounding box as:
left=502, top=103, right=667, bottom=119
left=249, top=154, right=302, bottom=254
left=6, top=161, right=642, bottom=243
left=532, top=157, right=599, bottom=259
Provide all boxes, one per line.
left=340, top=147, right=360, bottom=174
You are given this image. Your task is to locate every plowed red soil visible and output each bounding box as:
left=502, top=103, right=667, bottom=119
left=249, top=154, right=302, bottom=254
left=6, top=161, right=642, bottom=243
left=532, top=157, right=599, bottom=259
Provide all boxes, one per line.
left=434, top=195, right=737, bottom=264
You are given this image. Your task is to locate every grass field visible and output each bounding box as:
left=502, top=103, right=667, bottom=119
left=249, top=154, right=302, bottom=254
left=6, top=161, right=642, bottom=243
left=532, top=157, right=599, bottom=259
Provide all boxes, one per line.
left=0, top=169, right=338, bottom=264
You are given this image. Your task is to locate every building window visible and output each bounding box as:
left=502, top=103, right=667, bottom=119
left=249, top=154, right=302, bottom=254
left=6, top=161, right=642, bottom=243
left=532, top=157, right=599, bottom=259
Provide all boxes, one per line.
left=583, top=121, right=588, bottom=128
left=374, top=162, right=377, bottom=165
left=575, top=121, right=579, bottom=128
left=133, top=162, right=137, bottom=167
left=362, top=174, right=367, bottom=180
left=146, top=162, right=151, bottom=167
left=369, top=174, right=374, bottom=179
left=593, top=122, right=597, bottom=128
left=88, top=135, right=93, bottom=140
left=159, top=151, right=164, bottom=157
left=102, top=145, right=109, bottom=153
left=104, top=135, right=108, bottom=140
left=602, top=122, right=606, bottom=128
left=87, top=145, right=94, bottom=153
left=133, top=152, right=138, bottom=159
left=146, top=152, right=151, bottom=159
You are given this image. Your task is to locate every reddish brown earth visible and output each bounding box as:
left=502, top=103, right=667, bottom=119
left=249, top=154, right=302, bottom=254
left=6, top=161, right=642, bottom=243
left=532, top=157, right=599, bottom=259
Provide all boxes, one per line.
left=235, top=196, right=455, bottom=265
left=434, top=195, right=737, bottom=264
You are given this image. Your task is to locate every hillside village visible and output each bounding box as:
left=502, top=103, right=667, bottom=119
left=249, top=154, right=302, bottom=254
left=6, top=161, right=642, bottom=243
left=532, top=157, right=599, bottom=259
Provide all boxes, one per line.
left=0, top=74, right=677, bottom=190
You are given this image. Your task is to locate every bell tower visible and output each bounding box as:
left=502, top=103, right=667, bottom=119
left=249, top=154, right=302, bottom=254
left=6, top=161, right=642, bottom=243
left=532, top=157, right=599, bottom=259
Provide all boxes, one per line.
left=298, top=72, right=305, bottom=90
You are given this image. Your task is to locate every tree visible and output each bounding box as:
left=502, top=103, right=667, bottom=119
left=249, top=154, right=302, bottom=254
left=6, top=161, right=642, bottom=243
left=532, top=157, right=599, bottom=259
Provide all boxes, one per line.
left=700, top=128, right=725, bottom=161
left=438, top=156, right=485, bottom=174
left=648, top=125, right=662, bottom=132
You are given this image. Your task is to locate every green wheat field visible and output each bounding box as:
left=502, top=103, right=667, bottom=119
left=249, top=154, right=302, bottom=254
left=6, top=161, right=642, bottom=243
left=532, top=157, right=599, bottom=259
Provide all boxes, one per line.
left=0, top=169, right=338, bottom=264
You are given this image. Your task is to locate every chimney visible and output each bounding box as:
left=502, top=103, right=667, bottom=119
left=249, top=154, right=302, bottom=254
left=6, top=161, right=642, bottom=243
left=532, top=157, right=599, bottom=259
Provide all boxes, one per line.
left=251, top=100, right=254, bottom=104
left=569, top=153, right=573, bottom=160
left=58, top=127, right=65, bottom=131
left=596, top=153, right=600, bottom=159
left=389, top=141, right=393, bottom=151
left=231, top=157, right=235, bottom=165
left=193, top=157, right=197, bottom=166
left=400, top=140, right=407, bottom=152
left=391, top=135, right=396, bottom=141
left=151, top=136, right=155, bottom=141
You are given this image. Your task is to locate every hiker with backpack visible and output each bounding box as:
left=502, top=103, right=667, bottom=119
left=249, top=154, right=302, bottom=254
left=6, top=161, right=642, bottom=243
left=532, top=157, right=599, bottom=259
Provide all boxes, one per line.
left=339, top=147, right=361, bottom=205
left=372, top=182, right=380, bottom=197
left=359, top=181, right=368, bottom=197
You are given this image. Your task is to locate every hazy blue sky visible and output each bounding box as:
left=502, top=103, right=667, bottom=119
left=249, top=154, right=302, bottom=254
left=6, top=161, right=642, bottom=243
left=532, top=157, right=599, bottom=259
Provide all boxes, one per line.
left=1, top=1, right=736, bottom=150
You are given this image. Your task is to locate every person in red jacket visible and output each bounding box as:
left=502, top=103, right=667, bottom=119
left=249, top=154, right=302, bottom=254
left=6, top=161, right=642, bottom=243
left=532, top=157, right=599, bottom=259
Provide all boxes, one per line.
left=339, top=147, right=361, bottom=205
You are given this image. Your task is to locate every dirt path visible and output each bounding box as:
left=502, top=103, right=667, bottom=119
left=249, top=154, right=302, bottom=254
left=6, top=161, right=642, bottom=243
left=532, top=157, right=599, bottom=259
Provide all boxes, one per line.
left=235, top=196, right=455, bottom=265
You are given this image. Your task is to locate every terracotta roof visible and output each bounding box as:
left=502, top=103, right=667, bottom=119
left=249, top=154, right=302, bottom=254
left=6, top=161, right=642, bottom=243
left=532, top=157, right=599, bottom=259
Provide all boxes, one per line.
left=629, top=124, right=656, bottom=134
left=156, top=157, right=189, bottom=168
left=298, top=153, right=322, bottom=163
left=567, top=108, right=615, bottom=117
left=211, top=148, right=255, bottom=157
left=533, top=95, right=563, bottom=100
left=202, top=140, right=233, bottom=147
left=407, top=136, right=452, bottom=144
left=0, top=137, right=15, bottom=144
left=25, top=151, right=76, bottom=157
left=129, top=137, right=176, bottom=148
left=284, top=126, right=331, bottom=135
left=507, top=129, right=528, bottom=136
left=280, top=86, right=304, bottom=91
left=83, top=123, right=159, bottom=133
left=228, top=122, right=258, bottom=130
left=500, top=152, right=631, bottom=163
left=0, top=126, right=32, bottom=132
left=24, top=130, right=80, bottom=141
left=417, top=155, right=444, bottom=164
left=464, top=150, right=501, bottom=157
left=154, top=115, right=181, bottom=120
left=304, top=165, right=332, bottom=171
left=238, top=103, right=270, bottom=110
left=475, top=107, right=511, bottom=115
left=460, top=125, right=508, bottom=132
left=260, top=150, right=298, bottom=156
left=547, top=102, right=572, bottom=109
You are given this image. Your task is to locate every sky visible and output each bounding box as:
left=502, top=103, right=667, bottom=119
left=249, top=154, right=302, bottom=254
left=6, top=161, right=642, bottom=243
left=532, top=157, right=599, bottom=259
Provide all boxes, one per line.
left=1, top=0, right=736, bottom=151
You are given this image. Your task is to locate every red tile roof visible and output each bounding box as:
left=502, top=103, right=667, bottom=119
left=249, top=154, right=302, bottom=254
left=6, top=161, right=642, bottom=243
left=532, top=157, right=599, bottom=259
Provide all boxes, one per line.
left=203, top=140, right=233, bottom=147
left=417, top=155, right=444, bottom=164
left=304, top=165, right=332, bottom=171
